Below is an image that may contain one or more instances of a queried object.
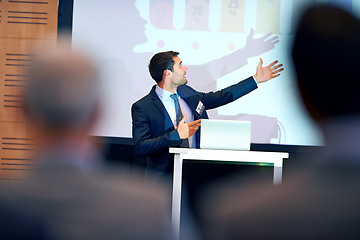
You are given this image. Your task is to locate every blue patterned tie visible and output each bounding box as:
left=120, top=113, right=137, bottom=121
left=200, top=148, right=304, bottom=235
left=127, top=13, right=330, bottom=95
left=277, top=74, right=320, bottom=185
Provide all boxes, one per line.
left=170, top=93, right=183, bottom=127
left=170, top=93, right=189, bottom=147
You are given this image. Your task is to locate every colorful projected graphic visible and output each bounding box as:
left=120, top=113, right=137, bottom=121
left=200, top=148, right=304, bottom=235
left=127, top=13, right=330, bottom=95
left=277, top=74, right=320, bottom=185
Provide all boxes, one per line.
left=184, top=0, right=210, bottom=30
left=255, top=0, right=280, bottom=34
left=150, top=0, right=174, bottom=29
left=220, top=0, right=245, bottom=32
left=73, top=0, right=360, bottom=145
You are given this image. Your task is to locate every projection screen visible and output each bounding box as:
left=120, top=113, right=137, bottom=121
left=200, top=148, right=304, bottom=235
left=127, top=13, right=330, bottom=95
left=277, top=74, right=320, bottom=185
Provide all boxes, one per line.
left=71, top=0, right=360, bottom=146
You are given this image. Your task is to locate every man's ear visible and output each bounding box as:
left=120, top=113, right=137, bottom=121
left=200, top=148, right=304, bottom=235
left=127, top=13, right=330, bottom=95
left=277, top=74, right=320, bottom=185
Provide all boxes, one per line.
left=163, top=69, right=172, bottom=79
left=163, top=69, right=172, bottom=78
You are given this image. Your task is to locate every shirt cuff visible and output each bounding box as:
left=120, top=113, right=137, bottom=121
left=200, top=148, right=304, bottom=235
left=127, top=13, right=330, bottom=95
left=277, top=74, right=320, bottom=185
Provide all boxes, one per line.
left=252, top=76, right=258, bottom=86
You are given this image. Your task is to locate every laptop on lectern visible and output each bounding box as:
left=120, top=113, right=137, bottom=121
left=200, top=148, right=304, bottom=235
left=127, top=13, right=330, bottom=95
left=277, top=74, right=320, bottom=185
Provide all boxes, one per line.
left=200, top=119, right=251, bottom=151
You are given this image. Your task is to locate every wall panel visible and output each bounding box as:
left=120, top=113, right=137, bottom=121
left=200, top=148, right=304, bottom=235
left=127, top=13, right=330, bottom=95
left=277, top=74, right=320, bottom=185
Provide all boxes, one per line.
left=0, top=0, right=58, bottom=182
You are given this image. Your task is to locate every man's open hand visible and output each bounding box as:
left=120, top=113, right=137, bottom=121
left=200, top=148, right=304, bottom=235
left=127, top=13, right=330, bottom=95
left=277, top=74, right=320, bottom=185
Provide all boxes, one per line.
left=254, top=58, right=284, bottom=83
left=177, top=116, right=201, bottom=139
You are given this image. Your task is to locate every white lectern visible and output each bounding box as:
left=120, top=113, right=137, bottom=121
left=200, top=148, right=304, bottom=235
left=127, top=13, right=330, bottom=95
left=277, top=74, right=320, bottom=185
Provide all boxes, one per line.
left=170, top=147, right=289, bottom=240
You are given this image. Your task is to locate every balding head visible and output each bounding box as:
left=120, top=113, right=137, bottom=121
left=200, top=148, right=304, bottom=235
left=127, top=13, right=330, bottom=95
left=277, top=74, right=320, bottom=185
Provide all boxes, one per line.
left=24, top=50, right=100, bottom=135
left=292, top=4, right=360, bottom=121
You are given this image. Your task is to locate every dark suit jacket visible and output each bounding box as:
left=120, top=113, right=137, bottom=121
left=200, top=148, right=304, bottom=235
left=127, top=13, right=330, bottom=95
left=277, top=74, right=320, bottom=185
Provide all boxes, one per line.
left=131, top=77, right=258, bottom=173
left=0, top=154, right=174, bottom=240
left=200, top=152, right=360, bottom=240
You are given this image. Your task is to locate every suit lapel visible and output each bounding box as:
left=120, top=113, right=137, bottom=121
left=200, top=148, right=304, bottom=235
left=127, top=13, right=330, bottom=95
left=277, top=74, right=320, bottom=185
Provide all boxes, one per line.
left=149, top=86, right=175, bottom=130
left=178, top=91, right=207, bottom=120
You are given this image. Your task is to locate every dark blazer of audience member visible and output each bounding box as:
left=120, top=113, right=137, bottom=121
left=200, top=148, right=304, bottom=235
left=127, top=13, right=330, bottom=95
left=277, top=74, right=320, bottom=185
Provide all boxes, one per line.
left=0, top=48, right=175, bottom=240
left=199, top=4, right=360, bottom=240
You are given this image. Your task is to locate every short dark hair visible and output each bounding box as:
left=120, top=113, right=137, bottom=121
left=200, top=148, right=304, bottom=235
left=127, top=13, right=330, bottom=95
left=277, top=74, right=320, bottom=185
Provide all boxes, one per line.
left=148, top=51, right=179, bottom=83
left=291, top=4, right=360, bottom=119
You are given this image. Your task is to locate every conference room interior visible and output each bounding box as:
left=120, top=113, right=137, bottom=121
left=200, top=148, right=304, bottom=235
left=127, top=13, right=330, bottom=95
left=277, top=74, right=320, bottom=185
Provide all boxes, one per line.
left=2, top=0, right=335, bottom=235
left=62, top=0, right=325, bottom=168
left=61, top=0, right=324, bottom=220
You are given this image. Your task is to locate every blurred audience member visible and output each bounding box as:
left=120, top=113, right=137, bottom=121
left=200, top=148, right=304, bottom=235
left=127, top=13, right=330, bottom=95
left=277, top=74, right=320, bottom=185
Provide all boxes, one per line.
left=199, top=4, right=360, bottom=240
left=0, top=48, right=174, bottom=240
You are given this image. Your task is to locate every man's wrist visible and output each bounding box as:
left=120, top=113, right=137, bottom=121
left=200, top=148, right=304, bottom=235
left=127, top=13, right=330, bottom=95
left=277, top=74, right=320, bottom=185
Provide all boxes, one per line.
left=253, top=75, right=259, bottom=85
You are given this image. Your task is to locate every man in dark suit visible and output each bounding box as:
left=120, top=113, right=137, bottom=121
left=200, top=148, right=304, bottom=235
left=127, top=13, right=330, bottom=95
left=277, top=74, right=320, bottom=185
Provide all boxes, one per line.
left=132, top=51, right=284, bottom=174
left=199, top=4, right=360, bottom=240
left=0, top=47, right=175, bottom=240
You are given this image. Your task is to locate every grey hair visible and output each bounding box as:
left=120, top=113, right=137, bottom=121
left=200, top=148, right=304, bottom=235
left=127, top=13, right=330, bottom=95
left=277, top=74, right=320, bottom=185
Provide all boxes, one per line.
left=24, top=50, right=100, bottom=132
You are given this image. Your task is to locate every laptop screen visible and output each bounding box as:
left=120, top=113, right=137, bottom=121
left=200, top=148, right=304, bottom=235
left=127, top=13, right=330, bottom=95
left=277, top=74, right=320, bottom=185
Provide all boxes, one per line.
left=200, top=119, right=251, bottom=151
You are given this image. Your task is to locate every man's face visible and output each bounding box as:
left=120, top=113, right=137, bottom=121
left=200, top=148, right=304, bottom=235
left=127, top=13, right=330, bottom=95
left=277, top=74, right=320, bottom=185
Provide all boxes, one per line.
left=170, top=56, right=188, bottom=86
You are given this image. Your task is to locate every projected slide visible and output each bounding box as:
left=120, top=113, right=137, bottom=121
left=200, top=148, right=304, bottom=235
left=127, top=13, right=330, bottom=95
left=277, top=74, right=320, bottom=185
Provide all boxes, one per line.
left=72, top=0, right=360, bottom=146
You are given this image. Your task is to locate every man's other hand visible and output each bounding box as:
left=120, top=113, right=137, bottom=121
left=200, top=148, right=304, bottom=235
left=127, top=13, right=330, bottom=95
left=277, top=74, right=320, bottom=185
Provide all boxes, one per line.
left=177, top=116, right=201, bottom=139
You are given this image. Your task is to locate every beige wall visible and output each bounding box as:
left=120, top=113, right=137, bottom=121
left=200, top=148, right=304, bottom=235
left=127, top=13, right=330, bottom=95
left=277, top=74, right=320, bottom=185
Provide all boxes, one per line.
left=0, top=0, right=58, bottom=182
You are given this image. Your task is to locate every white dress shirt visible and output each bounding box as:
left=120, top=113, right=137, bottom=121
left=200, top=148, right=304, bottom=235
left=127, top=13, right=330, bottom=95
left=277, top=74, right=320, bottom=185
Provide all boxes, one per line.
left=155, top=85, right=195, bottom=148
